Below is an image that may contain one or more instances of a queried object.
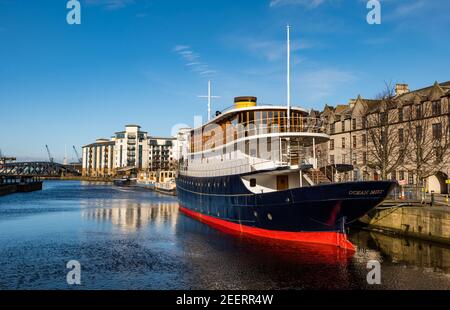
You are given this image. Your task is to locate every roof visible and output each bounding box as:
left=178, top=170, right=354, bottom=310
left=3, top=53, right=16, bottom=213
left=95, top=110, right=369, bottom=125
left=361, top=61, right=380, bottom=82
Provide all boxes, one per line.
left=324, top=81, right=450, bottom=118
left=83, top=140, right=115, bottom=148
left=148, top=136, right=176, bottom=141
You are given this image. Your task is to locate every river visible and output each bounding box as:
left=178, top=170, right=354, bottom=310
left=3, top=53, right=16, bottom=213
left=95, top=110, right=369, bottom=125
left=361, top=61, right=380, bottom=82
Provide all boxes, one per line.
left=0, top=181, right=449, bottom=289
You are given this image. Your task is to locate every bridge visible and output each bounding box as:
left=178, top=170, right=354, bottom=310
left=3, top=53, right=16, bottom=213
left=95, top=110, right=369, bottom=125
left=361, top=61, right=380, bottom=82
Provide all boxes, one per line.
left=0, top=162, right=81, bottom=177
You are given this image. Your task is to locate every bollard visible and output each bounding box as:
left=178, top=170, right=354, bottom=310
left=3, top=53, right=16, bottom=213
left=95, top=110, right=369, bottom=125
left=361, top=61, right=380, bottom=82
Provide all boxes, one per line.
left=430, top=191, right=435, bottom=206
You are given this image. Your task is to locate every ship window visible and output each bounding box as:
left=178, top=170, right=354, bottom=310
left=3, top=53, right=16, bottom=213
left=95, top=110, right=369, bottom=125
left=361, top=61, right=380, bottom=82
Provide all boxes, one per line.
left=250, top=179, right=257, bottom=187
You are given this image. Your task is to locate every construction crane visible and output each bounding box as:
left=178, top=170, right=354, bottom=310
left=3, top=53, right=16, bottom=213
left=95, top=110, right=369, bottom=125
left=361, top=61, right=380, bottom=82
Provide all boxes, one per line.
left=45, top=145, right=54, bottom=163
left=73, top=146, right=81, bottom=164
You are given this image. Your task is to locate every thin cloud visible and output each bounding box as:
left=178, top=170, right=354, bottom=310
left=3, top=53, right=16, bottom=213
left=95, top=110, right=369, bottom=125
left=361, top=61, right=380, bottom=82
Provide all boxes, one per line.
left=298, top=68, right=357, bottom=104
left=173, top=45, right=217, bottom=77
left=269, top=0, right=326, bottom=8
left=392, top=0, right=426, bottom=18
left=84, top=0, right=135, bottom=10
left=228, top=36, right=316, bottom=62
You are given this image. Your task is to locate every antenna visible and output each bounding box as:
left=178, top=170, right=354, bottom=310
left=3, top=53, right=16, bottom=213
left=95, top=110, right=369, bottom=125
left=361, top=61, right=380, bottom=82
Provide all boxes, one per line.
left=198, top=80, right=220, bottom=121
left=287, top=24, right=291, bottom=131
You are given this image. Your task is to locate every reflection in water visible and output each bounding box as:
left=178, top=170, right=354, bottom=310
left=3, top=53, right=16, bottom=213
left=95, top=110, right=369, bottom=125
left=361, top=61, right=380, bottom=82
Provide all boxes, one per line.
left=0, top=181, right=449, bottom=289
left=352, top=229, right=450, bottom=274
left=81, top=199, right=180, bottom=232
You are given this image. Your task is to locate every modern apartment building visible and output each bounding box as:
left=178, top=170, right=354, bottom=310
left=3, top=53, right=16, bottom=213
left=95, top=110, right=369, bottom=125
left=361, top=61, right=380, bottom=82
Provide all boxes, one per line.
left=113, top=125, right=149, bottom=169
left=81, top=138, right=115, bottom=177
left=82, top=125, right=177, bottom=178
left=148, top=137, right=177, bottom=171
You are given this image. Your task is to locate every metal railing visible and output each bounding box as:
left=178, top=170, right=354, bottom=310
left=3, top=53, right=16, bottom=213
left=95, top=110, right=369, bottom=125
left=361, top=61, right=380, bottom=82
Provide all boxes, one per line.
left=191, top=117, right=327, bottom=153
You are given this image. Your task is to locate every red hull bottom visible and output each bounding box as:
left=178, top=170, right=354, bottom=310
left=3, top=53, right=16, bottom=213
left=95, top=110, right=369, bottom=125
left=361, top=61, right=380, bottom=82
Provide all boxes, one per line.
left=179, top=206, right=356, bottom=251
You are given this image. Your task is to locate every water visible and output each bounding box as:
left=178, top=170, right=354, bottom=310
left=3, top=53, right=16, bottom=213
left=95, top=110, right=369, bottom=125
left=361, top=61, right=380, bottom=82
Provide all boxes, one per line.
left=0, top=181, right=449, bottom=290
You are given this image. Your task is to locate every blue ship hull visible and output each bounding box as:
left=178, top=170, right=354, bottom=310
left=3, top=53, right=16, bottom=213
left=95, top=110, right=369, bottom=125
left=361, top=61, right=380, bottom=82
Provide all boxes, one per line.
left=176, top=174, right=396, bottom=249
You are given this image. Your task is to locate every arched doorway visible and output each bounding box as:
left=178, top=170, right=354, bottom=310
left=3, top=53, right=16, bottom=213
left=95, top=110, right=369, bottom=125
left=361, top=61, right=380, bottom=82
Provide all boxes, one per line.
left=428, top=172, right=448, bottom=194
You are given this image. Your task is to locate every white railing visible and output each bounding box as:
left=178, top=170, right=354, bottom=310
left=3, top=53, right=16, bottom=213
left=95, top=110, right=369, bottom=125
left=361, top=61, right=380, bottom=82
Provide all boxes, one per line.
left=191, top=117, right=327, bottom=154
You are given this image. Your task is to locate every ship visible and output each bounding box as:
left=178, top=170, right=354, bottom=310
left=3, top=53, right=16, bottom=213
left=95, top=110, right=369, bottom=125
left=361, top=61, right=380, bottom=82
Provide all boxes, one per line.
left=176, top=96, right=395, bottom=250
left=175, top=26, right=396, bottom=250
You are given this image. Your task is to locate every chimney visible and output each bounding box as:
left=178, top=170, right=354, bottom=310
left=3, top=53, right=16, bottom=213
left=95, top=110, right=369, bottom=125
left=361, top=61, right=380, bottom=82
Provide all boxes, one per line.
left=395, top=84, right=409, bottom=96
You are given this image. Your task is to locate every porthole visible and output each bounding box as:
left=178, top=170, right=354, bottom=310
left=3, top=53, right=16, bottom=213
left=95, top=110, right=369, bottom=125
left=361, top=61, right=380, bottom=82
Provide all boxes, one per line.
left=267, top=213, right=273, bottom=221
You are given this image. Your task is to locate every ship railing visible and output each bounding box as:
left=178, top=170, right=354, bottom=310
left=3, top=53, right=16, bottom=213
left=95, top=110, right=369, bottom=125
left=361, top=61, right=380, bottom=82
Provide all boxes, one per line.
left=179, top=157, right=287, bottom=178
left=191, top=117, right=327, bottom=152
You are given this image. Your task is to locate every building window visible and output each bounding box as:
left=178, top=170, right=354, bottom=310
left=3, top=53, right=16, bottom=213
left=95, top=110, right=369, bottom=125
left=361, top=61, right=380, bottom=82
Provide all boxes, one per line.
left=341, top=121, right=345, bottom=132
left=362, top=152, right=367, bottom=165
left=362, top=116, right=366, bottom=129
left=432, top=100, right=442, bottom=116
left=342, top=154, right=347, bottom=164
left=433, top=123, right=442, bottom=141
left=380, top=112, right=388, bottom=125
left=352, top=119, right=357, bottom=130
left=391, top=171, right=397, bottom=181
left=399, top=171, right=405, bottom=181
left=416, top=104, right=422, bottom=119
left=398, top=128, right=404, bottom=144
left=330, top=155, right=335, bottom=165
left=330, top=139, right=334, bottom=150
left=353, top=170, right=358, bottom=181
left=435, top=147, right=443, bottom=163
left=408, top=172, right=414, bottom=185
left=398, top=108, right=403, bottom=122
left=342, top=137, right=346, bottom=149
left=330, top=123, right=335, bottom=134
left=352, top=153, right=357, bottom=165
left=416, top=126, right=422, bottom=142
left=362, top=134, right=367, bottom=147
left=352, top=136, right=357, bottom=148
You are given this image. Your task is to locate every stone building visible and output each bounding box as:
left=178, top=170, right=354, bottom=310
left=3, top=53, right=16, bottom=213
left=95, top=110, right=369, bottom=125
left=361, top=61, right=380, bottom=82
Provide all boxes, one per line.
left=320, top=81, right=450, bottom=194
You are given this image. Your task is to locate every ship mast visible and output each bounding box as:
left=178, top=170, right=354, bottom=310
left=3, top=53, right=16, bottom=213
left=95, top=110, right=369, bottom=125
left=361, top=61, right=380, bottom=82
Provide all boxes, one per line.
left=198, top=80, right=220, bottom=121
left=287, top=24, right=291, bottom=131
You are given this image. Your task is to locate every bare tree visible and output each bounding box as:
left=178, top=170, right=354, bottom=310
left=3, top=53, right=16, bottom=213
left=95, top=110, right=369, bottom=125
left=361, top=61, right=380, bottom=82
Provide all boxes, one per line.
left=406, top=100, right=450, bottom=188
left=364, top=83, right=410, bottom=180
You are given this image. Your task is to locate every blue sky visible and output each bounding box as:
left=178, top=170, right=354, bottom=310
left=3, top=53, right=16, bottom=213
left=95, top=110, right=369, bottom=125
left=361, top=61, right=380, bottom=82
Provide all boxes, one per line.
left=1, top=0, right=449, bottom=161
